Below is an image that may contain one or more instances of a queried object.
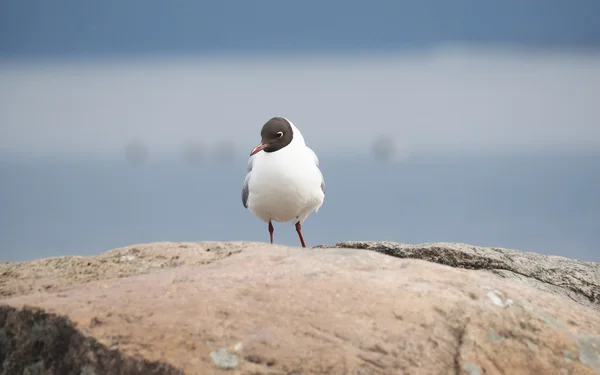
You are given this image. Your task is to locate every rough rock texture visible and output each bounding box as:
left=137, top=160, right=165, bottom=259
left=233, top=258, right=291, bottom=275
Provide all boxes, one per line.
left=315, top=241, right=600, bottom=312
left=1, top=241, right=599, bottom=375
left=0, top=242, right=241, bottom=298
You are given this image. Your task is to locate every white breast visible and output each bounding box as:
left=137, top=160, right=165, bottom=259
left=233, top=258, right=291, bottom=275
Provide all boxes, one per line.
left=246, top=143, right=324, bottom=224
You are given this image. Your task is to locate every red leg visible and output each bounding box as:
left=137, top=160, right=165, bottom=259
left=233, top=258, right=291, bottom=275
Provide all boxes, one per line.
left=295, top=221, right=306, bottom=248
left=268, top=220, right=274, bottom=244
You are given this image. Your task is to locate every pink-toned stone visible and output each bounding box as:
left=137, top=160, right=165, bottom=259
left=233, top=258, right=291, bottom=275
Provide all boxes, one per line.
left=1, top=241, right=599, bottom=374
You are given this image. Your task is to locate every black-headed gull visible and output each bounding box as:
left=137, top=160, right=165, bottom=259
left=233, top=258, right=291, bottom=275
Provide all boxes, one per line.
left=242, top=117, right=325, bottom=247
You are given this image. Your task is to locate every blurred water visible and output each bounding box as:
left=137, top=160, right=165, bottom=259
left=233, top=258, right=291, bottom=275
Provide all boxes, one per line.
left=1, top=50, right=599, bottom=263
left=2, top=50, right=600, bottom=157
left=1, top=150, right=598, bottom=262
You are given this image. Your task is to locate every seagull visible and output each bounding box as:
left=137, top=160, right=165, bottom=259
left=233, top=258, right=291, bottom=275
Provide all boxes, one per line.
left=242, top=117, right=325, bottom=247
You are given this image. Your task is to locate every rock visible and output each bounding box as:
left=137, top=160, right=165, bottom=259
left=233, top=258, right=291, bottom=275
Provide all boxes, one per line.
left=0, top=305, right=182, bottom=375
left=1, top=241, right=600, bottom=374
left=210, top=348, right=239, bottom=369
left=316, top=241, right=600, bottom=312
left=0, top=241, right=241, bottom=298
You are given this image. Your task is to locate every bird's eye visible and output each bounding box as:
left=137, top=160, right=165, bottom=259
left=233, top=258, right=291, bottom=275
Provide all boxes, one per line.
left=276, top=131, right=284, bottom=138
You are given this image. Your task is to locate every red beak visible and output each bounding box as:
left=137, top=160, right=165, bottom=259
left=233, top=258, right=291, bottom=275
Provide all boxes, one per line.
left=250, top=143, right=268, bottom=156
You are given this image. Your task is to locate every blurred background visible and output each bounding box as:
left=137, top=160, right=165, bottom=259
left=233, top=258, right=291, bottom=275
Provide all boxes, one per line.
left=1, top=1, right=599, bottom=262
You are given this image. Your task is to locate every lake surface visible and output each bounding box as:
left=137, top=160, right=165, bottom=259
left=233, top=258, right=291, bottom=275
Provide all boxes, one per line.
left=1, top=150, right=598, bottom=262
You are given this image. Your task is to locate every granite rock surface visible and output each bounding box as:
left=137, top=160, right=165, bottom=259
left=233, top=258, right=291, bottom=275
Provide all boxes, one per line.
left=1, top=241, right=599, bottom=374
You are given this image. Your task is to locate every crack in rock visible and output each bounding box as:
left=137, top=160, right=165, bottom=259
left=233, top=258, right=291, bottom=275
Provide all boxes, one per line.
left=452, top=320, right=469, bottom=375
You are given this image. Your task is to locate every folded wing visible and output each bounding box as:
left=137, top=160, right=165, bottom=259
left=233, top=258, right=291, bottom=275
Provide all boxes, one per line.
left=241, top=155, right=254, bottom=208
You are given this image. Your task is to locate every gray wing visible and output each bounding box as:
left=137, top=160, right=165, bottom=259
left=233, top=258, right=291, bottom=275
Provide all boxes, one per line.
left=307, top=147, right=325, bottom=194
left=242, top=174, right=250, bottom=208
left=241, top=156, right=253, bottom=208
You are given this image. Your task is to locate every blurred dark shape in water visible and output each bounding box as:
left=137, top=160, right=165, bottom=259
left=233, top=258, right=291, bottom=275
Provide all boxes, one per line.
left=124, top=141, right=149, bottom=166
left=213, top=141, right=236, bottom=163
left=371, top=135, right=409, bottom=163
left=182, top=141, right=204, bottom=167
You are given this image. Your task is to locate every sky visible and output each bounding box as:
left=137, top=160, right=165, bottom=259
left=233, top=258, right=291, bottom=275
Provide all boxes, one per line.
left=1, top=50, right=600, bottom=160
left=1, top=0, right=600, bottom=59
left=1, top=1, right=599, bottom=159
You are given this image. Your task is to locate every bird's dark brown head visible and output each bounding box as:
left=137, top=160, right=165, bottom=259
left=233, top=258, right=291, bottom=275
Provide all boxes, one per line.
left=250, top=117, right=294, bottom=155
